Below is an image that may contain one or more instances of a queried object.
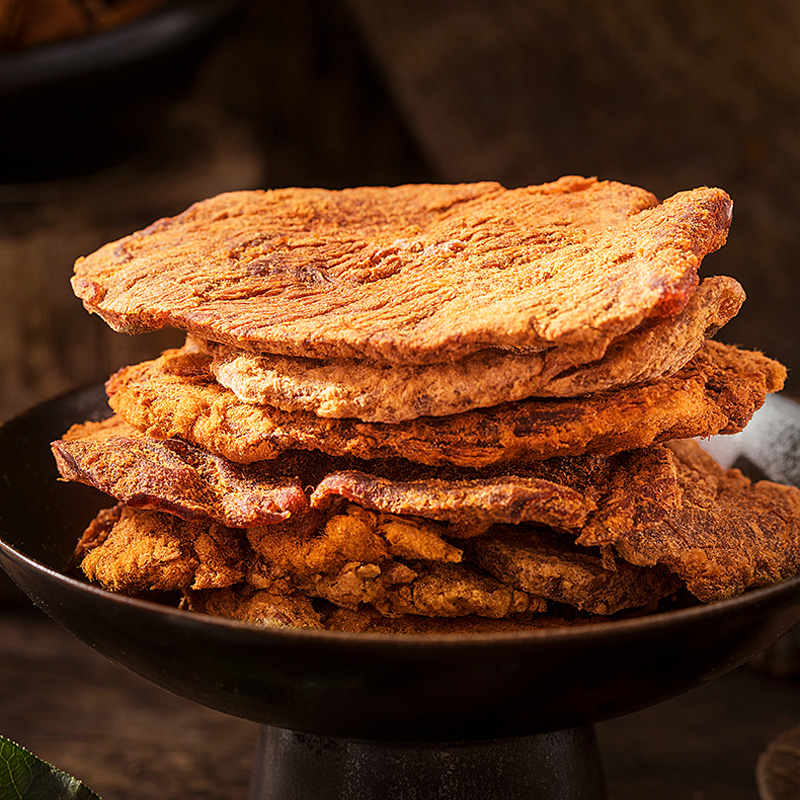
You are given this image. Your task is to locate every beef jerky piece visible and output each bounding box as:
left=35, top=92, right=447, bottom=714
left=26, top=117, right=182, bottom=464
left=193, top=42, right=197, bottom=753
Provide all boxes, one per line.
left=53, top=412, right=675, bottom=540
left=613, top=440, right=800, bottom=602
left=183, top=588, right=324, bottom=629
left=466, top=527, right=681, bottom=615
left=246, top=505, right=537, bottom=618
left=310, top=444, right=681, bottom=539
left=202, top=275, right=744, bottom=422
left=577, top=446, right=680, bottom=547
left=104, top=340, right=785, bottom=467
left=78, top=505, right=245, bottom=593
left=52, top=415, right=311, bottom=528
left=310, top=470, right=591, bottom=535
left=72, top=177, right=731, bottom=364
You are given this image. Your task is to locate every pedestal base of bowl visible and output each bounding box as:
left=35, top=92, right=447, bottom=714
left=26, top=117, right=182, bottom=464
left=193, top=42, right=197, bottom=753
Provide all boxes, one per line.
left=247, top=724, right=606, bottom=800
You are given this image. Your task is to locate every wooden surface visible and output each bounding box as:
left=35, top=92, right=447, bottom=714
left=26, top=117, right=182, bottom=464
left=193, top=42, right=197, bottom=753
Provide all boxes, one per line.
left=0, top=606, right=797, bottom=800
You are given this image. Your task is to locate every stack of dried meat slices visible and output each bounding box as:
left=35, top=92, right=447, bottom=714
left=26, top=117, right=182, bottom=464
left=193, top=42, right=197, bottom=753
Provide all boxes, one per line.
left=53, top=176, right=800, bottom=633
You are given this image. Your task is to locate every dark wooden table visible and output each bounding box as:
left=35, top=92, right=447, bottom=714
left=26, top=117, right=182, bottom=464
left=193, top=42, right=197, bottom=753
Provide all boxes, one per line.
left=0, top=604, right=796, bottom=800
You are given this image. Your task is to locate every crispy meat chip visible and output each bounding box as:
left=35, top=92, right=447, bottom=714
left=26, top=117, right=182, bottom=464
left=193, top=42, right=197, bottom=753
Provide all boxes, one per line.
left=201, top=275, right=744, bottom=422
left=466, top=527, right=681, bottom=615
left=79, top=505, right=245, bottom=593
left=72, top=177, right=731, bottom=364
left=612, top=440, right=800, bottom=601
left=311, top=445, right=681, bottom=542
left=104, top=340, right=785, bottom=467
left=52, top=416, right=312, bottom=527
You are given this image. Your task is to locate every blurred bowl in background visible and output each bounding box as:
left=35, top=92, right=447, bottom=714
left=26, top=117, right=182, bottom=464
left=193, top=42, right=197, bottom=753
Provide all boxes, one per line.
left=0, top=0, right=243, bottom=182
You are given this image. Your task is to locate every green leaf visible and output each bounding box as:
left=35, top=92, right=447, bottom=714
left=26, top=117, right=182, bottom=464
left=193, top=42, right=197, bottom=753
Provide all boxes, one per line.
left=0, top=736, right=102, bottom=800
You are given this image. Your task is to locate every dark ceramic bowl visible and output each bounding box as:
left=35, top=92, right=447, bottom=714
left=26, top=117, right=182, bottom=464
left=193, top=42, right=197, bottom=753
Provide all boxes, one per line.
left=0, top=0, right=242, bottom=181
left=1, top=386, right=798, bottom=798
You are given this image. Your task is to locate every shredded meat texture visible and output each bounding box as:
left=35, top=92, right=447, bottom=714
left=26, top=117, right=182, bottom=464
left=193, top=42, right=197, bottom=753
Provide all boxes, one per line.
left=79, top=505, right=245, bottom=593
left=612, top=440, right=800, bottom=601
left=466, top=527, right=681, bottom=615
left=200, top=275, right=744, bottom=422
left=182, top=588, right=324, bottom=629
left=104, top=340, right=785, bottom=467
left=71, top=177, right=732, bottom=364
left=52, top=416, right=312, bottom=527
left=244, top=505, right=537, bottom=618
left=184, top=589, right=587, bottom=634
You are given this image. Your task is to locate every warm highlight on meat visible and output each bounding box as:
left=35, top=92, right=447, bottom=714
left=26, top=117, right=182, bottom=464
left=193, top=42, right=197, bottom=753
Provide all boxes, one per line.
left=72, top=177, right=732, bottom=364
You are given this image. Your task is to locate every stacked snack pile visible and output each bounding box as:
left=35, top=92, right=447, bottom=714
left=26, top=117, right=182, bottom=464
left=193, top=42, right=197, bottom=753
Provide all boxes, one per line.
left=51, top=176, right=800, bottom=633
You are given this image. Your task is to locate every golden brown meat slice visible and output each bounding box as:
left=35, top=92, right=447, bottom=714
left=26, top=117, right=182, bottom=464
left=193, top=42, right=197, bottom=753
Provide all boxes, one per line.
left=310, top=469, right=591, bottom=534
left=72, top=177, right=731, bottom=364
left=212, top=272, right=741, bottom=419
left=54, top=410, right=681, bottom=538
left=612, top=440, right=800, bottom=601
left=104, top=340, right=785, bottom=467
left=466, top=527, right=681, bottom=615
left=310, top=445, right=681, bottom=541
left=78, top=505, right=245, bottom=593
left=200, top=275, right=744, bottom=422
left=52, top=416, right=312, bottom=527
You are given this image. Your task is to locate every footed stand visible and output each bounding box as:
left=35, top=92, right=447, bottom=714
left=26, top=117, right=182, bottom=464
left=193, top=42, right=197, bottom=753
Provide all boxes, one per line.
left=247, top=724, right=607, bottom=800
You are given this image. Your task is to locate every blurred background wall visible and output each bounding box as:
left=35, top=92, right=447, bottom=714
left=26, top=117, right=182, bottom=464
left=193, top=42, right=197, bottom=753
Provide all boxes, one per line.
left=1, top=0, right=797, bottom=424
